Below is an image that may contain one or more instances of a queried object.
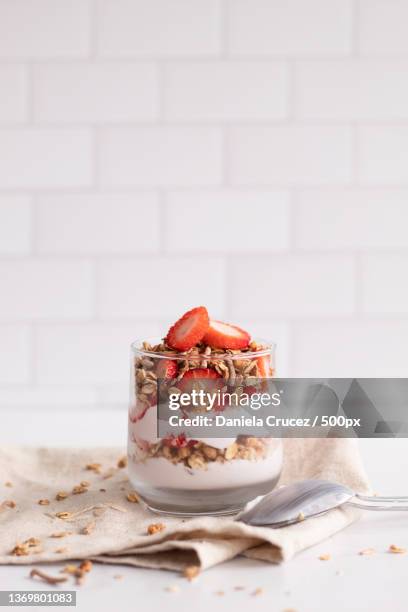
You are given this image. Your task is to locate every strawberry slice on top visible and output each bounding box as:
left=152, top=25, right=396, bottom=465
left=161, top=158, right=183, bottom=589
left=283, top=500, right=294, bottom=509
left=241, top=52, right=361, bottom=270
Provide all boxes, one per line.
left=166, top=306, right=209, bottom=351
left=203, top=320, right=250, bottom=350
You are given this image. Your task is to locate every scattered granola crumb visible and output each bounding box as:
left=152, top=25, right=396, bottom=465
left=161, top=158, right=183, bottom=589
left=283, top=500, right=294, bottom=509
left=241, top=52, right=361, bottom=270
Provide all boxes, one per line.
left=252, top=588, right=264, bottom=596
left=4, top=481, right=12, bottom=487
left=117, top=456, right=128, bottom=469
left=56, top=491, right=69, bottom=501
left=102, top=468, right=116, bottom=480
left=26, top=537, right=41, bottom=547
left=81, top=521, right=96, bottom=535
left=86, top=463, right=102, bottom=473
left=2, top=500, right=16, bottom=509
left=319, top=554, right=331, bottom=561
left=61, top=564, right=78, bottom=575
left=30, top=568, right=68, bottom=585
left=147, top=522, right=165, bottom=535
left=93, top=507, right=106, bottom=517
left=51, top=532, right=72, bottom=539
left=99, top=488, right=106, bottom=493
left=10, top=544, right=29, bottom=556
left=126, top=492, right=139, bottom=503
left=55, top=547, right=68, bottom=554
left=234, top=586, right=246, bottom=591
left=38, top=499, right=50, bottom=506
left=79, top=560, right=93, bottom=573
left=165, top=585, right=180, bottom=593
left=215, top=590, right=225, bottom=596
left=389, top=544, right=406, bottom=554
left=56, top=511, right=73, bottom=520
left=182, top=565, right=200, bottom=581
left=80, top=481, right=90, bottom=487
left=359, top=548, right=376, bottom=556
left=282, top=609, right=298, bottom=612
left=297, top=511, right=305, bottom=522
left=72, top=484, right=88, bottom=495
left=113, top=574, right=124, bottom=581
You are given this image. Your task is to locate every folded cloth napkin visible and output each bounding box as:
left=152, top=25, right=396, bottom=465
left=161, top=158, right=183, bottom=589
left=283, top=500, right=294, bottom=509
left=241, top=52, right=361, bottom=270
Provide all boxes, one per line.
left=0, top=439, right=370, bottom=571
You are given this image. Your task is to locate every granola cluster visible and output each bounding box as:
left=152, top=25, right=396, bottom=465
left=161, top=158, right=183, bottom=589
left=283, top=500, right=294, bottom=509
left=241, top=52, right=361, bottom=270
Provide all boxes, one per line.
left=145, top=436, right=271, bottom=469
left=133, top=339, right=273, bottom=412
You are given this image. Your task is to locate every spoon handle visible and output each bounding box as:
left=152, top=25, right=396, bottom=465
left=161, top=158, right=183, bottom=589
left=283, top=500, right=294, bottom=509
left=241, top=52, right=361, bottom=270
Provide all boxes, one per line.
left=349, top=497, right=408, bottom=511
left=356, top=493, right=408, bottom=503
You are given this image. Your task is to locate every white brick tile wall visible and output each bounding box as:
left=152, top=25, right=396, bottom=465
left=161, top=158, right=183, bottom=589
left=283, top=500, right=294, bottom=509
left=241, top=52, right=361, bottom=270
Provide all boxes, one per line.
left=36, top=194, right=160, bottom=254
left=0, top=196, right=31, bottom=254
left=357, top=126, right=408, bottom=184
left=361, top=254, right=408, bottom=314
left=295, top=61, right=408, bottom=120
left=227, top=0, right=353, bottom=57
left=164, top=190, right=290, bottom=252
left=0, top=0, right=91, bottom=59
left=0, top=129, right=93, bottom=189
left=97, top=0, right=221, bottom=57
left=35, top=323, right=161, bottom=386
left=359, top=0, right=408, bottom=57
left=229, top=255, right=355, bottom=317
left=33, top=63, right=159, bottom=123
left=293, top=322, right=408, bottom=377
left=294, top=190, right=408, bottom=250
left=0, top=0, right=407, bottom=412
left=97, top=257, right=227, bottom=319
left=0, top=261, right=94, bottom=320
left=163, top=62, right=288, bottom=122
left=0, top=325, right=30, bottom=384
left=98, top=127, right=223, bottom=187
left=0, top=65, right=27, bottom=122
left=229, top=126, right=352, bottom=185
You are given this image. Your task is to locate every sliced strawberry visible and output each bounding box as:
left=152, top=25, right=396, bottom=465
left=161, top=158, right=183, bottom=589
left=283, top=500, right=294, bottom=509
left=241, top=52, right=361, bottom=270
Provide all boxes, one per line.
left=156, top=359, right=178, bottom=380
left=203, top=320, right=250, bottom=350
left=177, top=367, right=222, bottom=393
left=166, top=306, right=210, bottom=351
left=257, top=355, right=273, bottom=378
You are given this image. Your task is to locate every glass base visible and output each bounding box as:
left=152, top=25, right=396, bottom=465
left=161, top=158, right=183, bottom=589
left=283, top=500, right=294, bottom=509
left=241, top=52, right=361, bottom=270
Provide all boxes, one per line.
left=132, top=475, right=280, bottom=517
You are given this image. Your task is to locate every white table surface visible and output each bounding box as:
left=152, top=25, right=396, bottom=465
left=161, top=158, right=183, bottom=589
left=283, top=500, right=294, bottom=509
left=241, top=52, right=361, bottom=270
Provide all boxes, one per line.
left=1, top=409, right=408, bottom=612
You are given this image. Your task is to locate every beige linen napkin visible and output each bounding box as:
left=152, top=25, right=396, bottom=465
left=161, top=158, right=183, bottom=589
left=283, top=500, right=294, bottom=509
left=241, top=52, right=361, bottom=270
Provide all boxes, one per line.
left=0, top=439, right=370, bottom=571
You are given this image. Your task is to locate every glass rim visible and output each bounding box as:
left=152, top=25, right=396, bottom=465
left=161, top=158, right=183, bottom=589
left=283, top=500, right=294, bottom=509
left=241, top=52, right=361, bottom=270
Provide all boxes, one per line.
left=130, top=337, right=276, bottom=361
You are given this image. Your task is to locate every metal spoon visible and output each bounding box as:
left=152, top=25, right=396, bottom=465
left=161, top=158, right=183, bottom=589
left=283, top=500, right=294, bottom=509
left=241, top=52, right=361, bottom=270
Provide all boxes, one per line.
left=238, top=479, right=408, bottom=527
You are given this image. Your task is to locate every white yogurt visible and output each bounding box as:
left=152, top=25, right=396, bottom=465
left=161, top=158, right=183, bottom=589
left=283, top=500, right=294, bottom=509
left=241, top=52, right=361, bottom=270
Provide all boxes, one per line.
left=128, top=445, right=282, bottom=490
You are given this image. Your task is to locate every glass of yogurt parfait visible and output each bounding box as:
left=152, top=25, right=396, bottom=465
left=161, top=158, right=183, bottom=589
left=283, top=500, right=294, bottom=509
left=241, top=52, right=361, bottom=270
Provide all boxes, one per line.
left=128, top=307, right=282, bottom=516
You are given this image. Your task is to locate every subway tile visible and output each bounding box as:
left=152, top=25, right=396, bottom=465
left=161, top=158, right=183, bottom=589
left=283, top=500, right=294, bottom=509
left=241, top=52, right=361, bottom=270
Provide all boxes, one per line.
left=0, top=0, right=90, bottom=59
left=362, top=254, right=408, bottom=314
left=97, top=257, right=227, bottom=318
left=37, top=193, right=160, bottom=254
left=230, top=126, right=352, bottom=185
left=0, top=260, right=94, bottom=319
left=295, top=189, right=408, bottom=249
left=97, top=0, right=221, bottom=57
left=0, top=196, right=31, bottom=254
left=0, top=65, right=27, bottom=122
left=165, top=190, right=290, bottom=252
left=98, top=127, right=222, bottom=187
left=230, top=255, right=355, bottom=317
left=0, top=129, right=92, bottom=189
left=357, top=126, right=408, bottom=184
left=0, top=325, right=30, bottom=384
left=164, top=61, right=288, bottom=121
left=33, top=63, right=158, bottom=123
left=227, top=0, right=352, bottom=56
left=359, top=0, right=408, bottom=56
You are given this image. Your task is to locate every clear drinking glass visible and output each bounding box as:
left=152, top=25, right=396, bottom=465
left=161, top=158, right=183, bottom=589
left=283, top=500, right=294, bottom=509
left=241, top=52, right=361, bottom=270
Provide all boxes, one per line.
left=127, top=339, right=282, bottom=516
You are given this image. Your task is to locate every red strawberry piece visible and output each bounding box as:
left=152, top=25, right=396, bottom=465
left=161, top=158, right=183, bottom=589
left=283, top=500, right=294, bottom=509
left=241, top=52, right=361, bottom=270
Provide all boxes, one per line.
left=166, top=306, right=210, bottom=351
left=257, top=355, right=272, bottom=378
left=202, top=320, right=250, bottom=350
left=156, top=359, right=178, bottom=380
left=177, top=367, right=223, bottom=393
